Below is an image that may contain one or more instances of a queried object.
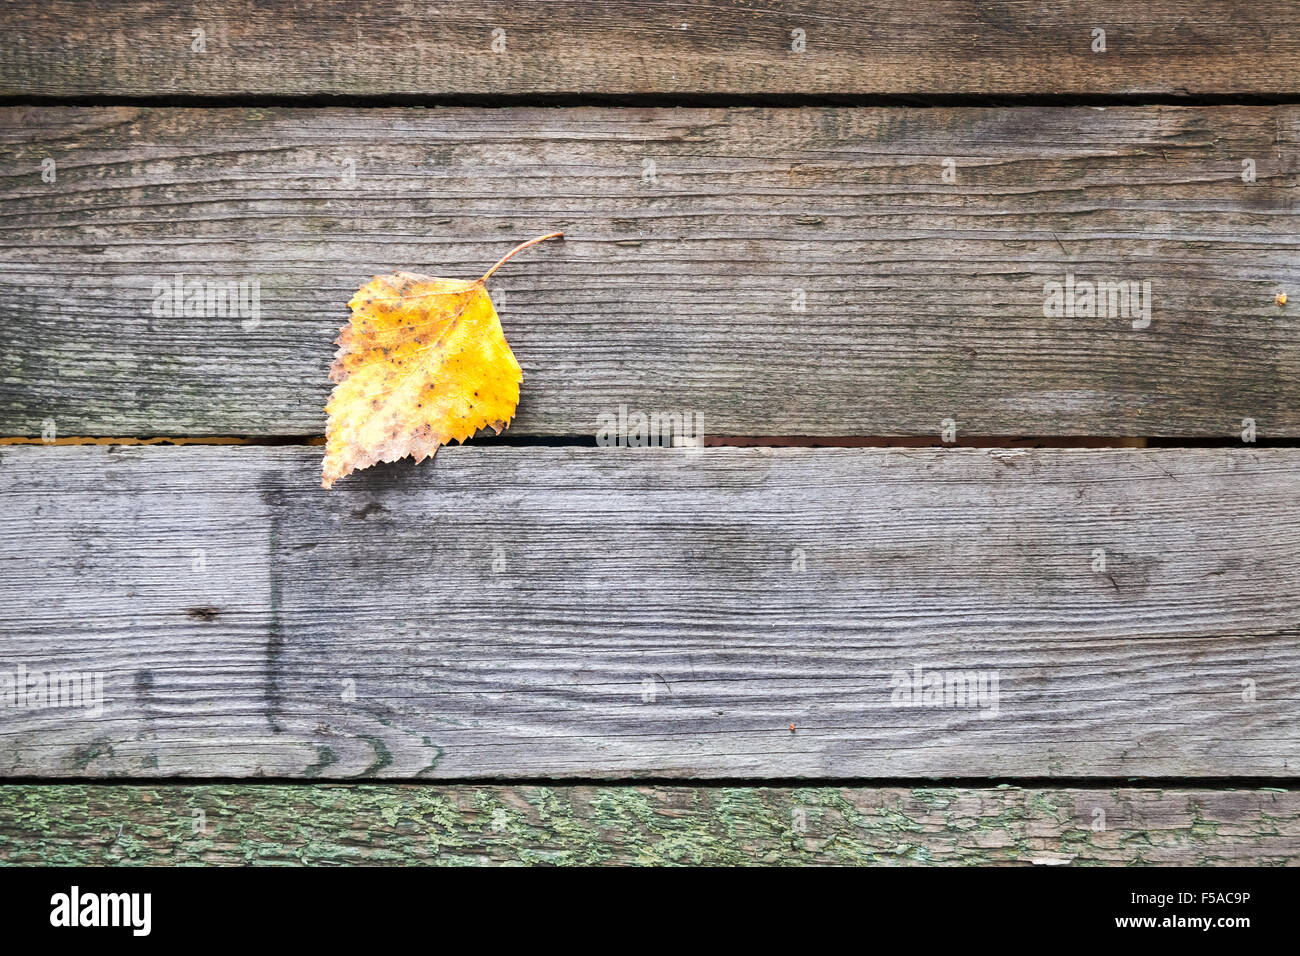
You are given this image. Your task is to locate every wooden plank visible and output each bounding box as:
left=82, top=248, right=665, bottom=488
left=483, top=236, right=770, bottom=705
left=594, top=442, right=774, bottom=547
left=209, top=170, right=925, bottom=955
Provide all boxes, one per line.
left=1, top=784, right=1296, bottom=865
left=2, top=105, right=1297, bottom=439
left=3, top=2, right=1299, bottom=98
left=2, top=444, right=1298, bottom=779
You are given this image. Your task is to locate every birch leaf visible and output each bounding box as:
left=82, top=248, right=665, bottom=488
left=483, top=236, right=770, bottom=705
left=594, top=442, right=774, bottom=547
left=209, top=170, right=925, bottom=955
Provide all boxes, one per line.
left=321, top=232, right=562, bottom=488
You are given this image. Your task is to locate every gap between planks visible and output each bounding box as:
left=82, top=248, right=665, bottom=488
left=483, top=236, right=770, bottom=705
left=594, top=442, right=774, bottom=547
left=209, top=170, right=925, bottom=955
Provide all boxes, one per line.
left=0, top=435, right=1151, bottom=448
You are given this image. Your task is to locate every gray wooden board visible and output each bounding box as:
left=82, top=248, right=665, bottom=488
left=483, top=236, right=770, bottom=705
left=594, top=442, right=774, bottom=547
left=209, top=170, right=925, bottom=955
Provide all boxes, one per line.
left=3, top=1, right=1300, bottom=98
left=2, top=106, right=1297, bottom=439
left=1, top=444, right=1297, bottom=779
left=2, top=784, right=1297, bottom=865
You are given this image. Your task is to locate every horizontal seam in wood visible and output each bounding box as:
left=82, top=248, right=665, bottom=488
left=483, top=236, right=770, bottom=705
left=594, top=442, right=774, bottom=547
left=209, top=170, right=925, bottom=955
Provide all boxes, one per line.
left=6, top=93, right=1300, bottom=110
left=0, top=776, right=1295, bottom=789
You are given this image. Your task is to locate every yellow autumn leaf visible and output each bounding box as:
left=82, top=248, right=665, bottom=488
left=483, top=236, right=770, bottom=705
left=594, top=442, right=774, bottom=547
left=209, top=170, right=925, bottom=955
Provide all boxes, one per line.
left=321, top=232, right=562, bottom=488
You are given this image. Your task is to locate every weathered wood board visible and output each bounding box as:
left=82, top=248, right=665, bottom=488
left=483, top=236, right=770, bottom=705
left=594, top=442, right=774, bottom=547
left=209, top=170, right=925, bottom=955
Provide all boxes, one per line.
left=2, top=106, right=1296, bottom=438
left=2, top=784, right=1295, bottom=865
left=2, top=444, right=1297, bottom=778
left=3, top=1, right=1299, bottom=99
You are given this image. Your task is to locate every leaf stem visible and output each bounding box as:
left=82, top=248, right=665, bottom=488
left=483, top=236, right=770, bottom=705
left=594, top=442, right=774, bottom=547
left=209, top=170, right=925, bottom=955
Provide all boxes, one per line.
left=478, top=232, right=564, bottom=284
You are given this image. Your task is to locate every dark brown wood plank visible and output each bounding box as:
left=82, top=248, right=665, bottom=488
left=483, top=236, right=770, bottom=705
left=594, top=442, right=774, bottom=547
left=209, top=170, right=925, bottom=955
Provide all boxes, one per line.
left=3, top=2, right=1299, bottom=98
left=2, top=784, right=1296, bottom=865
left=2, top=444, right=1297, bottom=778
left=1, top=106, right=1297, bottom=438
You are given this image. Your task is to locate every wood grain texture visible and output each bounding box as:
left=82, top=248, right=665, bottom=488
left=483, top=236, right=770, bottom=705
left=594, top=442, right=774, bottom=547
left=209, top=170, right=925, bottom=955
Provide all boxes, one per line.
left=2, top=784, right=1296, bottom=865
left=3, top=1, right=1299, bottom=98
left=2, top=444, right=1298, bottom=779
left=2, top=105, right=1297, bottom=439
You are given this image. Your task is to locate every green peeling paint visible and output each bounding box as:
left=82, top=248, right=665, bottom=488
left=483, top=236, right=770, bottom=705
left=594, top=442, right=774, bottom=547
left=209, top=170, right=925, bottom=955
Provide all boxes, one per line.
left=0, top=785, right=1295, bottom=867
